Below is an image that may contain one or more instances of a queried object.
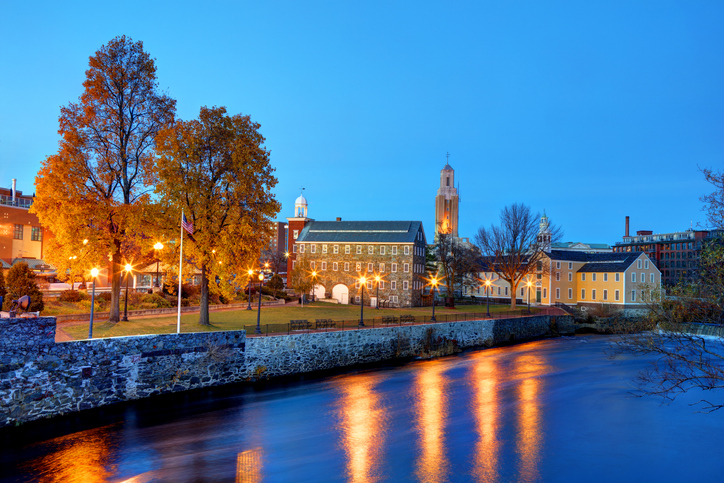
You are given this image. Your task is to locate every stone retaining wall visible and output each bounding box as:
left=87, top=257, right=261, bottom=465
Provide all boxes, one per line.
left=0, top=314, right=573, bottom=428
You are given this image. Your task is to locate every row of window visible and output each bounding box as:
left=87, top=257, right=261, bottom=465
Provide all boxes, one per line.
left=296, top=260, right=422, bottom=275
left=663, top=251, right=693, bottom=260
left=353, top=279, right=423, bottom=291
left=295, top=244, right=417, bottom=256
left=13, top=224, right=42, bottom=241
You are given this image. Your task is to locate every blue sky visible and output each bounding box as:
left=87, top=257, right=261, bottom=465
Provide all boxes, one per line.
left=1, top=1, right=722, bottom=244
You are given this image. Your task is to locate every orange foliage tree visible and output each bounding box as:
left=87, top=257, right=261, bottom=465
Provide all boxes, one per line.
left=32, top=36, right=176, bottom=322
left=154, top=106, right=280, bottom=326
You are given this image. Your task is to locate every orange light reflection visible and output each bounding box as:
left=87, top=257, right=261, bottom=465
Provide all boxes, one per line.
left=338, top=375, right=387, bottom=483
left=414, top=361, right=449, bottom=483
left=471, top=354, right=500, bottom=482
left=236, top=448, right=264, bottom=483
left=516, top=354, right=544, bottom=483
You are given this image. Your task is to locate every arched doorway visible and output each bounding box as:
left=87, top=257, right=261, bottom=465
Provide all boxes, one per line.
left=313, top=284, right=326, bottom=301
left=332, top=284, right=349, bottom=305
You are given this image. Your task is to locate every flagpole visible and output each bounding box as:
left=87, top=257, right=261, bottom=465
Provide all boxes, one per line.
left=177, top=209, right=184, bottom=334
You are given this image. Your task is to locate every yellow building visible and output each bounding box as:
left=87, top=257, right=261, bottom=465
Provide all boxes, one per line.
left=472, top=250, right=661, bottom=310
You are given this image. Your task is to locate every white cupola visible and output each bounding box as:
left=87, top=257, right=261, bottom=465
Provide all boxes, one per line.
left=294, top=192, right=308, bottom=218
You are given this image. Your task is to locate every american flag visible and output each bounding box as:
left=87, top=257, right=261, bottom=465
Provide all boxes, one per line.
left=182, top=213, right=194, bottom=235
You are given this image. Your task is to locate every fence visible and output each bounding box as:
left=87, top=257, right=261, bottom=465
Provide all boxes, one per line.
left=242, top=306, right=568, bottom=337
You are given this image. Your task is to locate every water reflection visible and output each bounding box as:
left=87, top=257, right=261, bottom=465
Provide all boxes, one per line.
left=24, top=425, right=116, bottom=482
left=516, top=354, right=545, bottom=483
left=414, top=360, right=449, bottom=483
left=236, top=448, right=264, bottom=483
left=471, top=354, right=500, bottom=482
left=337, top=374, right=387, bottom=483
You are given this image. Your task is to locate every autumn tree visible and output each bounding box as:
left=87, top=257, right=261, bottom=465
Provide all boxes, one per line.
left=474, top=204, right=562, bottom=309
left=2, top=263, right=44, bottom=312
left=32, top=36, right=175, bottom=322
left=154, top=106, right=280, bottom=325
left=288, top=257, right=314, bottom=303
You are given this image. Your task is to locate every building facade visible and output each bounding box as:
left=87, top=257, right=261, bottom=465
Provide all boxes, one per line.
left=434, top=161, right=459, bottom=239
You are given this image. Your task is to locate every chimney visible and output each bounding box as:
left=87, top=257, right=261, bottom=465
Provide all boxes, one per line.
left=625, top=216, right=629, bottom=237
left=336, top=217, right=341, bottom=222
left=11, top=178, right=16, bottom=205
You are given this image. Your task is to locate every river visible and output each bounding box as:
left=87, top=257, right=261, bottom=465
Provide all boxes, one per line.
left=2, top=334, right=723, bottom=482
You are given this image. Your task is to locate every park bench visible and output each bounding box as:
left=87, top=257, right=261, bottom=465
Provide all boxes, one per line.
left=315, top=319, right=336, bottom=329
left=399, top=315, right=416, bottom=324
left=290, top=319, right=312, bottom=331
left=381, top=316, right=398, bottom=325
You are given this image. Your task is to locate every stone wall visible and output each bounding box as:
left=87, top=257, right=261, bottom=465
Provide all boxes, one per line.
left=0, top=314, right=573, bottom=428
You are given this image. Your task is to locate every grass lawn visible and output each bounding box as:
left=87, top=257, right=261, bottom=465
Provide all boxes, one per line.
left=60, top=302, right=538, bottom=340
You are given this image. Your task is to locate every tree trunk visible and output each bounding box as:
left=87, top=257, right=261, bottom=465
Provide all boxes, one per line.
left=509, top=280, right=517, bottom=310
left=199, top=263, right=210, bottom=326
left=108, top=248, right=122, bottom=323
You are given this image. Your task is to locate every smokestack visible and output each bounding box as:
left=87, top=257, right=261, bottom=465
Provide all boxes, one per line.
left=336, top=217, right=341, bottom=222
left=11, top=179, right=16, bottom=205
left=625, top=216, right=629, bottom=237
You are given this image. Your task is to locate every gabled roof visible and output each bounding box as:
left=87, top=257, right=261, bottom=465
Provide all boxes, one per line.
left=576, top=253, right=641, bottom=273
left=296, top=221, right=424, bottom=244
left=0, top=259, right=10, bottom=269
left=546, top=250, right=632, bottom=262
left=11, top=258, right=55, bottom=270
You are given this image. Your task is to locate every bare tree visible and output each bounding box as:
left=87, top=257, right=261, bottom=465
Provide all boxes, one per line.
left=433, top=225, right=479, bottom=302
left=474, top=203, right=562, bottom=309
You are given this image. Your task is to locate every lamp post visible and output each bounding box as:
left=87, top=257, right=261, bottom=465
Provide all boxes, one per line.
left=359, top=276, right=366, bottom=327
left=375, top=275, right=381, bottom=309
left=310, top=270, right=317, bottom=303
left=255, top=272, right=265, bottom=334
left=430, top=277, right=438, bottom=322
left=484, top=279, right=491, bottom=317
left=153, top=242, right=163, bottom=288
left=88, top=267, right=99, bottom=339
left=526, top=280, right=532, bottom=313
left=122, top=263, right=132, bottom=322
left=246, top=269, right=254, bottom=310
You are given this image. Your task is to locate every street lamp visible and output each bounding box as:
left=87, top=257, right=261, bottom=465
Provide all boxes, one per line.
left=88, top=267, right=99, bottom=339
left=310, top=270, right=317, bottom=303
left=256, top=272, right=264, bottom=334
left=246, top=269, right=254, bottom=310
left=526, top=280, right=533, bottom=313
left=153, top=242, right=163, bottom=288
left=122, top=263, right=132, bottom=322
left=374, top=275, right=381, bottom=309
left=359, top=276, right=366, bottom=327
left=430, top=277, right=439, bottom=322
left=484, top=279, right=492, bottom=317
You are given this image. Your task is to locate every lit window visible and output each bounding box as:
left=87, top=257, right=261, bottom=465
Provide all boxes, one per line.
left=380, top=263, right=385, bottom=272
left=299, top=245, right=305, bottom=253
left=311, top=245, right=316, bottom=254
left=322, top=245, right=327, bottom=253
left=321, top=262, right=327, bottom=271
left=356, top=263, right=361, bottom=272
left=14, top=224, right=23, bottom=240
left=293, top=230, right=298, bottom=239
left=345, top=245, right=350, bottom=254
left=356, top=245, right=362, bottom=254
left=292, top=260, right=297, bottom=269
left=333, top=262, right=338, bottom=271
left=368, top=246, right=374, bottom=254
left=334, top=245, right=339, bottom=254
left=31, top=227, right=42, bottom=242
left=344, top=262, right=349, bottom=271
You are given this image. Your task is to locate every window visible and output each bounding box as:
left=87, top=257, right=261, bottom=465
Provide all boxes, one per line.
left=380, top=263, right=385, bottom=272
left=31, top=227, right=42, bottom=241
left=592, top=289, right=596, bottom=300
left=368, top=246, right=374, bottom=254
left=391, top=281, right=397, bottom=290
left=568, top=262, right=572, bottom=270
left=14, top=224, right=23, bottom=240
left=322, top=245, right=327, bottom=253
left=311, top=245, right=316, bottom=254
left=640, top=272, right=645, bottom=283
left=367, top=281, right=372, bottom=290
left=404, top=246, right=410, bottom=255
left=556, top=288, right=560, bottom=299
left=498, top=287, right=501, bottom=295
left=641, top=290, right=646, bottom=301
left=344, top=262, right=350, bottom=271
left=556, top=262, right=561, bottom=269
left=644, top=260, right=649, bottom=269
left=345, top=245, right=350, bottom=254
left=321, top=262, right=326, bottom=271
left=568, top=288, right=573, bottom=299
left=391, top=246, right=397, bottom=255
left=392, top=263, right=397, bottom=272
left=390, top=295, right=398, bottom=303
left=368, top=263, right=373, bottom=272
left=631, top=290, right=636, bottom=302
left=293, top=230, right=298, bottom=239
left=355, top=296, right=360, bottom=303
left=380, top=281, right=385, bottom=289
left=615, top=273, right=620, bottom=282
left=356, top=263, right=361, bottom=272
left=568, top=273, right=572, bottom=282
left=581, top=289, right=585, bottom=300
left=637, top=260, right=642, bottom=269
left=556, top=272, right=560, bottom=281
left=603, top=273, right=608, bottom=282
left=592, top=273, right=597, bottom=282
left=521, top=287, right=525, bottom=297
left=299, top=245, right=305, bottom=253
left=333, top=245, right=339, bottom=254
left=603, top=289, right=608, bottom=300
left=310, top=261, right=315, bottom=269
left=403, top=281, right=409, bottom=290
left=293, top=245, right=297, bottom=253
left=380, top=246, right=385, bottom=255
left=650, top=273, right=655, bottom=283
left=333, top=262, right=338, bottom=271
left=505, top=287, right=508, bottom=296
left=356, top=245, right=362, bottom=254
left=543, top=288, right=547, bottom=299
left=581, top=273, right=586, bottom=281
left=404, top=263, right=409, bottom=272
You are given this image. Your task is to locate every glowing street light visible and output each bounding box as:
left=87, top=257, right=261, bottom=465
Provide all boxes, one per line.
left=526, top=279, right=533, bottom=313
left=374, top=275, right=381, bottom=310
left=246, top=269, right=255, bottom=310
left=122, top=263, right=133, bottom=322
left=430, top=276, right=439, bottom=322
left=310, top=270, right=317, bottom=303
left=153, top=242, right=164, bottom=288
left=256, top=272, right=265, bottom=334
left=480, top=273, right=496, bottom=317
left=88, top=267, right=99, bottom=339
left=359, top=275, right=367, bottom=328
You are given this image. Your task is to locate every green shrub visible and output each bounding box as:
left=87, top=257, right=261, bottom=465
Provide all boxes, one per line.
left=96, top=292, right=112, bottom=303
left=59, top=290, right=82, bottom=303
left=140, top=293, right=172, bottom=308
left=2, top=262, right=44, bottom=312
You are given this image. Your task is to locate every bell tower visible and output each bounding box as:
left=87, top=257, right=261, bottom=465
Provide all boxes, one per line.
left=286, top=190, right=313, bottom=275
left=434, top=153, right=459, bottom=239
